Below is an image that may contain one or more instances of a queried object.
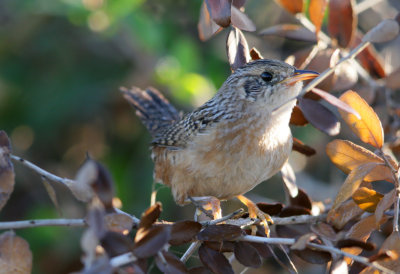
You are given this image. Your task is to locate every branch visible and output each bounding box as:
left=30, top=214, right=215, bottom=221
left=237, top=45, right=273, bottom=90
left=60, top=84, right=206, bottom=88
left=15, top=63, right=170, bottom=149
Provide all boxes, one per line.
left=110, top=252, right=137, bottom=268
left=240, top=235, right=394, bottom=274
left=0, top=219, right=86, bottom=230
left=10, top=154, right=75, bottom=186
left=180, top=241, right=201, bottom=262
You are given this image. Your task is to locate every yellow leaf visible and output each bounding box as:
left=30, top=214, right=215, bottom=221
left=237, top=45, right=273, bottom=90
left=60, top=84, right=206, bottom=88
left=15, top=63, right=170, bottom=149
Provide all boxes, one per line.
left=330, top=162, right=381, bottom=211
left=352, top=187, right=383, bottom=213
left=326, top=139, right=393, bottom=182
left=339, top=90, right=384, bottom=148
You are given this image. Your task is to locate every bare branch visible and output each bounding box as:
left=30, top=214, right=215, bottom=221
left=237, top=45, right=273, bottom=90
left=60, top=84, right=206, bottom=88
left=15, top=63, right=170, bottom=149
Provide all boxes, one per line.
left=0, top=219, right=86, bottom=230
left=180, top=241, right=201, bottom=262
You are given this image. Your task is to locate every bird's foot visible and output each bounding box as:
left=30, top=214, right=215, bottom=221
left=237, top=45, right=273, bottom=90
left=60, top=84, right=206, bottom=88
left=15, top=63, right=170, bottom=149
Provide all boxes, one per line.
left=237, top=195, right=273, bottom=237
left=188, top=196, right=222, bottom=221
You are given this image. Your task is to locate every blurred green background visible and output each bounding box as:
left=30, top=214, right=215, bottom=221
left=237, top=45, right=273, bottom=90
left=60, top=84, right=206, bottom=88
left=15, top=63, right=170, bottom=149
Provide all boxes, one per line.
left=0, top=0, right=398, bottom=273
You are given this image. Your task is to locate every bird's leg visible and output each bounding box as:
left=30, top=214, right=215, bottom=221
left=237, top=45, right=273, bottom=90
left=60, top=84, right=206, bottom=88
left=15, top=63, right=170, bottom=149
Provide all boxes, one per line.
left=188, top=196, right=222, bottom=221
left=237, top=195, right=273, bottom=236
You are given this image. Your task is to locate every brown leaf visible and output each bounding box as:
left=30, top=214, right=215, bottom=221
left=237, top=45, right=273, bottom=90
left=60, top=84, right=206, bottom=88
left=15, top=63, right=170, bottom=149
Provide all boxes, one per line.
left=368, top=250, right=398, bottom=263
left=256, top=202, right=283, bottom=216
left=198, top=244, right=234, bottom=274
left=289, top=188, right=312, bottom=210
left=72, top=160, right=96, bottom=202
left=328, top=199, right=364, bottom=229
left=362, top=19, right=399, bottom=43
left=259, top=24, right=317, bottom=42
left=311, top=223, right=337, bottom=241
left=375, top=188, right=396, bottom=224
left=354, top=34, right=386, bottom=78
left=230, top=6, right=256, bottom=32
left=330, top=162, right=380, bottom=211
left=339, top=90, right=384, bottom=148
left=188, top=266, right=211, bottom=274
left=86, top=200, right=106, bottom=238
left=234, top=241, right=262, bottom=268
left=169, top=220, right=202, bottom=245
left=352, top=187, right=383, bottom=213
left=197, top=224, right=244, bottom=241
left=0, top=231, right=32, bottom=273
left=204, top=241, right=235, bottom=253
left=328, top=0, right=356, bottom=48
left=0, top=131, right=15, bottom=212
left=311, top=88, right=359, bottom=118
left=133, top=225, right=171, bottom=259
left=100, top=231, right=134, bottom=257
left=279, top=206, right=311, bottom=217
left=198, top=1, right=222, bottom=41
left=205, top=0, right=231, bottom=28
left=299, top=98, right=340, bottom=136
left=226, top=27, right=250, bottom=71
left=249, top=47, right=263, bottom=60
left=291, top=233, right=317, bottom=250
left=342, top=215, right=389, bottom=266
left=292, top=137, right=316, bottom=156
left=309, top=0, right=328, bottom=35
left=336, top=238, right=375, bottom=251
left=275, top=0, right=303, bottom=14
left=104, top=212, right=134, bottom=234
left=292, top=247, right=332, bottom=264
left=138, top=202, right=162, bottom=232
left=42, top=179, right=61, bottom=215
left=290, top=106, right=308, bottom=126
left=326, top=139, right=393, bottom=183
left=305, top=49, right=337, bottom=90
left=90, top=161, right=115, bottom=210
left=155, top=250, right=188, bottom=274
left=280, top=162, right=298, bottom=199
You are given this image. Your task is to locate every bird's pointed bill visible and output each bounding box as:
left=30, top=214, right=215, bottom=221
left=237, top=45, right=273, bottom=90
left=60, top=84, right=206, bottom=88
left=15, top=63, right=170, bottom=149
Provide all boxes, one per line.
left=285, top=69, right=319, bottom=85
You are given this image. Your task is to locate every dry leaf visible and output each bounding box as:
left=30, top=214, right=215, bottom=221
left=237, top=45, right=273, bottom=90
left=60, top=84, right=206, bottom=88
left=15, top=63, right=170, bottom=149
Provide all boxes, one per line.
left=230, top=5, right=256, bottom=32
left=100, top=231, right=134, bottom=257
left=330, top=162, right=380, bottom=211
left=328, top=199, right=364, bottom=229
left=329, top=259, right=348, bottom=274
left=155, top=250, right=188, bottom=274
left=309, top=0, right=328, bottom=35
left=311, top=223, right=337, bottom=241
left=104, top=213, right=134, bottom=234
left=72, top=160, right=96, bottom=202
left=362, top=19, right=399, bottom=43
left=290, top=106, right=308, bottom=126
left=0, top=131, right=15, bottom=212
left=326, top=139, right=393, bottom=182
left=352, top=187, right=383, bottom=213
left=291, top=233, right=317, bottom=250
left=205, top=0, right=231, bottom=28
left=311, top=88, right=359, bottom=118
left=375, top=188, right=396, bottom=224
left=0, top=231, right=32, bottom=274
left=339, top=90, right=384, bottom=148
left=328, top=0, right=356, bottom=48
left=299, top=97, right=340, bottom=136
left=256, top=202, right=283, bottom=216
left=42, top=179, right=61, bottom=215
left=226, top=27, right=250, bottom=71
left=386, top=67, right=400, bottom=90
left=259, top=24, right=317, bottom=42
left=169, top=220, right=202, bottom=246
left=234, top=241, right=262, bottom=268
left=275, top=0, right=303, bottom=14
left=292, top=137, right=316, bottom=156
left=197, top=224, right=244, bottom=241
left=249, top=47, right=263, bottom=60
left=280, top=162, right=298, bottom=198
left=198, top=1, right=222, bottom=41
left=198, top=244, right=234, bottom=274
left=133, top=225, right=171, bottom=259
left=336, top=238, right=375, bottom=251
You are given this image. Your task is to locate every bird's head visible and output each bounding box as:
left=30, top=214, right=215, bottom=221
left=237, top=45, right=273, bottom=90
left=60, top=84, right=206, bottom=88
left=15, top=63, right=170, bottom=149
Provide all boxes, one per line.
left=220, top=59, right=319, bottom=113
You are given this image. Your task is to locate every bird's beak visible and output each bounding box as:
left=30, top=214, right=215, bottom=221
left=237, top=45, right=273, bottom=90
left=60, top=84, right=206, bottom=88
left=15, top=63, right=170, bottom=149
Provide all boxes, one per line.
left=284, top=69, right=319, bottom=86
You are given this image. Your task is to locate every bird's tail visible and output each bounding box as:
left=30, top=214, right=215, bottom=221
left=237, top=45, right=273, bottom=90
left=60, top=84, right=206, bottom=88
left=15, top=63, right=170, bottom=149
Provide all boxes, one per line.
left=121, top=86, right=181, bottom=137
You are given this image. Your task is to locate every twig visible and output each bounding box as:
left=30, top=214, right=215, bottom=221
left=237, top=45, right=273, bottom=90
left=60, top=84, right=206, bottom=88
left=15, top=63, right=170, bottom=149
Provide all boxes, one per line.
left=379, top=152, right=400, bottom=232
left=200, top=208, right=245, bottom=226
left=180, top=241, right=201, bottom=262
left=0, top=219, right=86, bottom=230
left=188, top=197, right=215, bottom=219
left=271, top=214, right=326, bottom=225
left=110, top=252, right=137, bottom=268
left=240, top=235, right=394, bottom=274
left=10, top=154, right=75, bottom=186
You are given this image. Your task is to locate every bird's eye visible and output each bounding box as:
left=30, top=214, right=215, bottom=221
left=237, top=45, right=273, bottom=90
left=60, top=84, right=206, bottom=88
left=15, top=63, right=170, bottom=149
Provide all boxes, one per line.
left=260, top=71, right=273, bottom=82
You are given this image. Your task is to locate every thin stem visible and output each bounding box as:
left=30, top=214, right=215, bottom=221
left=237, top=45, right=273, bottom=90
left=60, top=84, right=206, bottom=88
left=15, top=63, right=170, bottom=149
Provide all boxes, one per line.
left=180, top=241, right=201, bottom=262
left=110, top=252, right=137, bottom=268
left=0, top=219, right=86, bottom=230
left=10, top=154, right=75, bottom=186
left=354, top=0, right=385, bottom=14
left=200, top=208, right=244, bottom=226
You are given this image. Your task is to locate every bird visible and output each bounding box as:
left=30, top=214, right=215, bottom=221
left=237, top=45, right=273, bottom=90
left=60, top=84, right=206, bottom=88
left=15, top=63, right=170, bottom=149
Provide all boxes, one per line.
left=122, top=59, right=318, bottom=224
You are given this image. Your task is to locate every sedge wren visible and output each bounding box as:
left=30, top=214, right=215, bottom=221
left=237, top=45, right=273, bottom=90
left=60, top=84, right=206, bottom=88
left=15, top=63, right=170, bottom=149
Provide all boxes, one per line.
left=122, top=59, right=318, bottom=217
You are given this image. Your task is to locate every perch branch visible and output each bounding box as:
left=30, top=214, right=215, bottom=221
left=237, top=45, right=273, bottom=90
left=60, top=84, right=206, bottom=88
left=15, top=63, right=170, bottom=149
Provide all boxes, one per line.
left=0, top=219, right=86, bottom=230
left=10, top=154, right=75, bottom=186
left=180, top=241, right=201, bottom=262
